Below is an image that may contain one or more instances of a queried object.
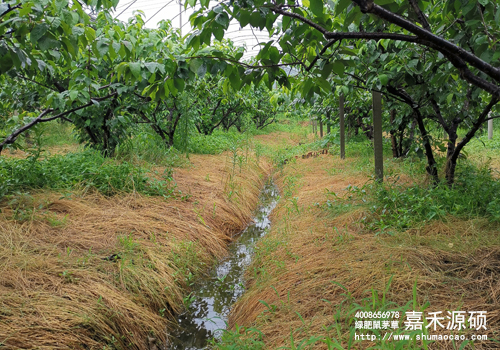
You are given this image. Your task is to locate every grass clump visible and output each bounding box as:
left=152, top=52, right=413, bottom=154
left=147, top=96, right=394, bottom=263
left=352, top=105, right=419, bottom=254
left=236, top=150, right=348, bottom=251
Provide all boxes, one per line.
left=0, top=148, right=176, bottom=199
left=187, top=130, right=249, bottom=155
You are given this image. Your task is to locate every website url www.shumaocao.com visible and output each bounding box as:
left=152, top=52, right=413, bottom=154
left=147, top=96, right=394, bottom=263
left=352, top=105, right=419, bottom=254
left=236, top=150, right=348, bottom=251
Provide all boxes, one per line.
left=355, top=333, right=489, bottom=341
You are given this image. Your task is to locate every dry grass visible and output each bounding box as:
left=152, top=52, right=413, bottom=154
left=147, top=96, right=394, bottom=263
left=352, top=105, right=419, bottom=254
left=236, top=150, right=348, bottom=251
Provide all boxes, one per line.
left=253, top=132, right=303, bottom=148
left=0, top=152, right=269, bottom=349
left=228, top=151, right=500, bottom=349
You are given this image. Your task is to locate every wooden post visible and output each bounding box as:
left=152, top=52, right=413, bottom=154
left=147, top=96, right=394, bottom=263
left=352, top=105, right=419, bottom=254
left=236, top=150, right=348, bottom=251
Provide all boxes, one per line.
left=488, top=114, right=493, bottom=140
left=339, top=94, right=345, bottom=159
left=319, top=117, right=323, bottom=138
left=372, top=91, right=383, bottom=182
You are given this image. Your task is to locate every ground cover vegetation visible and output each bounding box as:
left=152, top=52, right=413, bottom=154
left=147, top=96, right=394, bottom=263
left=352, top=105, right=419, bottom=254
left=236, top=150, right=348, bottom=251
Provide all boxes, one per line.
left=1, top=0, right=500, bottom=348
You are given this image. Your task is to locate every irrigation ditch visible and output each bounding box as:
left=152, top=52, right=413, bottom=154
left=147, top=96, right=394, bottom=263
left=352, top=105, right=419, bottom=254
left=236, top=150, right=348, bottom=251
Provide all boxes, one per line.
left=167, top=179, right=279, bottom=349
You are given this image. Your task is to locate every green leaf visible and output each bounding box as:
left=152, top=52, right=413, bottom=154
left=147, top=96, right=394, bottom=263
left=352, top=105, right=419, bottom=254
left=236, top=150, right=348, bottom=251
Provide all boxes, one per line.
left=215, top=12, right=229, bottom=28
left=249, top=12, right=266, bottom=30
left=378, top=73, right=388, bottom=86
left=447, top=93, right=453, bottom=104
left=0, top=52, right=13, bottom=74
left=336, top=0, right=351, bottom=15
left=269, top=46, right=280, bottom=64
left=31, top=24, right=49, bottom=44
left=213, top=26, right=224, bottom=41
left=332, top=61, right=345, bottom=77
left=144, top=62, right=158, bottom=74
left=69, top=90, right=78, bottom=101
left=128, top=62, right=141, bottom=79
left=310, top=0, right=323, bottom=17
left=316, top=77, right=331, bottom=93
left=85, top=27, right=96, bottom=42
left=229, top=73, right=240, bottom=90
left=38, top=35, right=61, bottom=51
left=96, top=40, right=109, bottom=57
left=189, top=58, right=203, bottom=73
left=173, top=78, right=185, bottom=92
left=239, top=10, right=251, bottom=27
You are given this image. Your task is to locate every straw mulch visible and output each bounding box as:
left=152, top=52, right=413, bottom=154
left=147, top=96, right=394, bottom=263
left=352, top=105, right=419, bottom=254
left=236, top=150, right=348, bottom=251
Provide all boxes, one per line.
left=0, top=153, right=269, bottom=349
left=229, top=153, right=500, bottom=349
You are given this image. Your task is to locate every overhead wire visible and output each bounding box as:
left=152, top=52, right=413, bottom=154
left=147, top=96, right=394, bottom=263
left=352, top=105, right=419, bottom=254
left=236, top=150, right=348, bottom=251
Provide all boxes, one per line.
left=114, top=0, right=270, bottom=59
left=115, top=0, right=138, bottom=17
left=144, top=0, right=177, bottom=24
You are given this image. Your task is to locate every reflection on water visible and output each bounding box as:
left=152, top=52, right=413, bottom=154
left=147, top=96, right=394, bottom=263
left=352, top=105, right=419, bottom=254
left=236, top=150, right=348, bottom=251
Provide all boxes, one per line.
left=169, top=180, right=279, bottom=349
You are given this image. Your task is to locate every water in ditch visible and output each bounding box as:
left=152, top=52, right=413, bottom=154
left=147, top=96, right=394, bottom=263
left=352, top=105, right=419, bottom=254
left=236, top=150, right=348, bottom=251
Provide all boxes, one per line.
left=168, top=180, right=279, bottom=349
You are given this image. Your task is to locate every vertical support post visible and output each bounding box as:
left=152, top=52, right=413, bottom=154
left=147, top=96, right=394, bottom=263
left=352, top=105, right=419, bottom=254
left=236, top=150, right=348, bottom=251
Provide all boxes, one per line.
left=319, top=117, right=323, bottom=138
left=488, top=114, right=493, bottom=140
left=339, top=94, right=345, bottom=159
left=372, top=91, right=383, bottom=182
left=179, top=1, right=182, bottom=36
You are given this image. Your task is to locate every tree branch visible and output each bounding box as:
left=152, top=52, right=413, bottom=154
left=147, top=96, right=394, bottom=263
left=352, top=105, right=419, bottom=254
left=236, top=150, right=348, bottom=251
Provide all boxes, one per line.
left=306, top=39, right=338, bottom=71
left=0, top=109, right=53, bottom=154
left=408, top=0, right=431, bottom=31
left=16, top=74, right=58, bottom=92
left=451, top=97, right=499, bottom=163
left=353, top=0, right=500, bottom=83
left=0, top=93, right=117, bottom=154
left=0, top=4, right=21, bottom=18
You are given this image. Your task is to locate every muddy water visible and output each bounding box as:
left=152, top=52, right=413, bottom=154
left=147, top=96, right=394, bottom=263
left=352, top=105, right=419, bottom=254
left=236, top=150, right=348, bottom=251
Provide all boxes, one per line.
left=168, top=180, right=279, bottom=349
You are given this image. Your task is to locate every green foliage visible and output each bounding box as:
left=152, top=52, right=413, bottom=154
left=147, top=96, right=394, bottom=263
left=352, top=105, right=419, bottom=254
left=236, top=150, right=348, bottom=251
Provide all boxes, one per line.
left=187, top=129, right=248, bottom=154
left=210, top=325, right=265, bottom=350
left=115, top=128, right=187, bottom=167
left=0, top=149, right=176, bottom=198
left=370, top=164, right=500, bottom=230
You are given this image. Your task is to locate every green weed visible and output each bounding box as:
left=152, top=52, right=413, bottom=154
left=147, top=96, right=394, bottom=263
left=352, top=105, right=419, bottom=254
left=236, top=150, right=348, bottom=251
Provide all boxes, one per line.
left=0, top=149, right=177, bottom=199
left=369, top=162, right=500, bottom=230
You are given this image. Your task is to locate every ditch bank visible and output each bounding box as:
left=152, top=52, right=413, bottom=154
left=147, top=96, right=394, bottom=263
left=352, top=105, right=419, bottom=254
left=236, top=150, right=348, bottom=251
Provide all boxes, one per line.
left=0, top=153, right=269, bottom=349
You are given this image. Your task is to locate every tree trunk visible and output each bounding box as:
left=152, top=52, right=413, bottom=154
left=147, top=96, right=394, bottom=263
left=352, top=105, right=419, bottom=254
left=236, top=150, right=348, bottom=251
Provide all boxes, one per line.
left=389, top=109, right=399, bottom=158
left=413, top=110, right=439, bottom=184
left=445, top=98, right=498, bottom=185
left=326, top=110, right=331, bottom=134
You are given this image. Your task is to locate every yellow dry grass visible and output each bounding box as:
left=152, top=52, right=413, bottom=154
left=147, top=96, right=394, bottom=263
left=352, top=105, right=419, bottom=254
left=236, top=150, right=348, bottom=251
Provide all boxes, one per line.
left=253, top=132, right=302, bottom=148
left=0, top=152, right=269, bottom=349
left=228, top=151, right=500, bottom=349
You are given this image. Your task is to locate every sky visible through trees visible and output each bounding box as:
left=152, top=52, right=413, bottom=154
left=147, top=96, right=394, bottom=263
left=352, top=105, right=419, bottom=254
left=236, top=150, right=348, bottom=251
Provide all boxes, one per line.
left=114, top=0, right=273, bottom=59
